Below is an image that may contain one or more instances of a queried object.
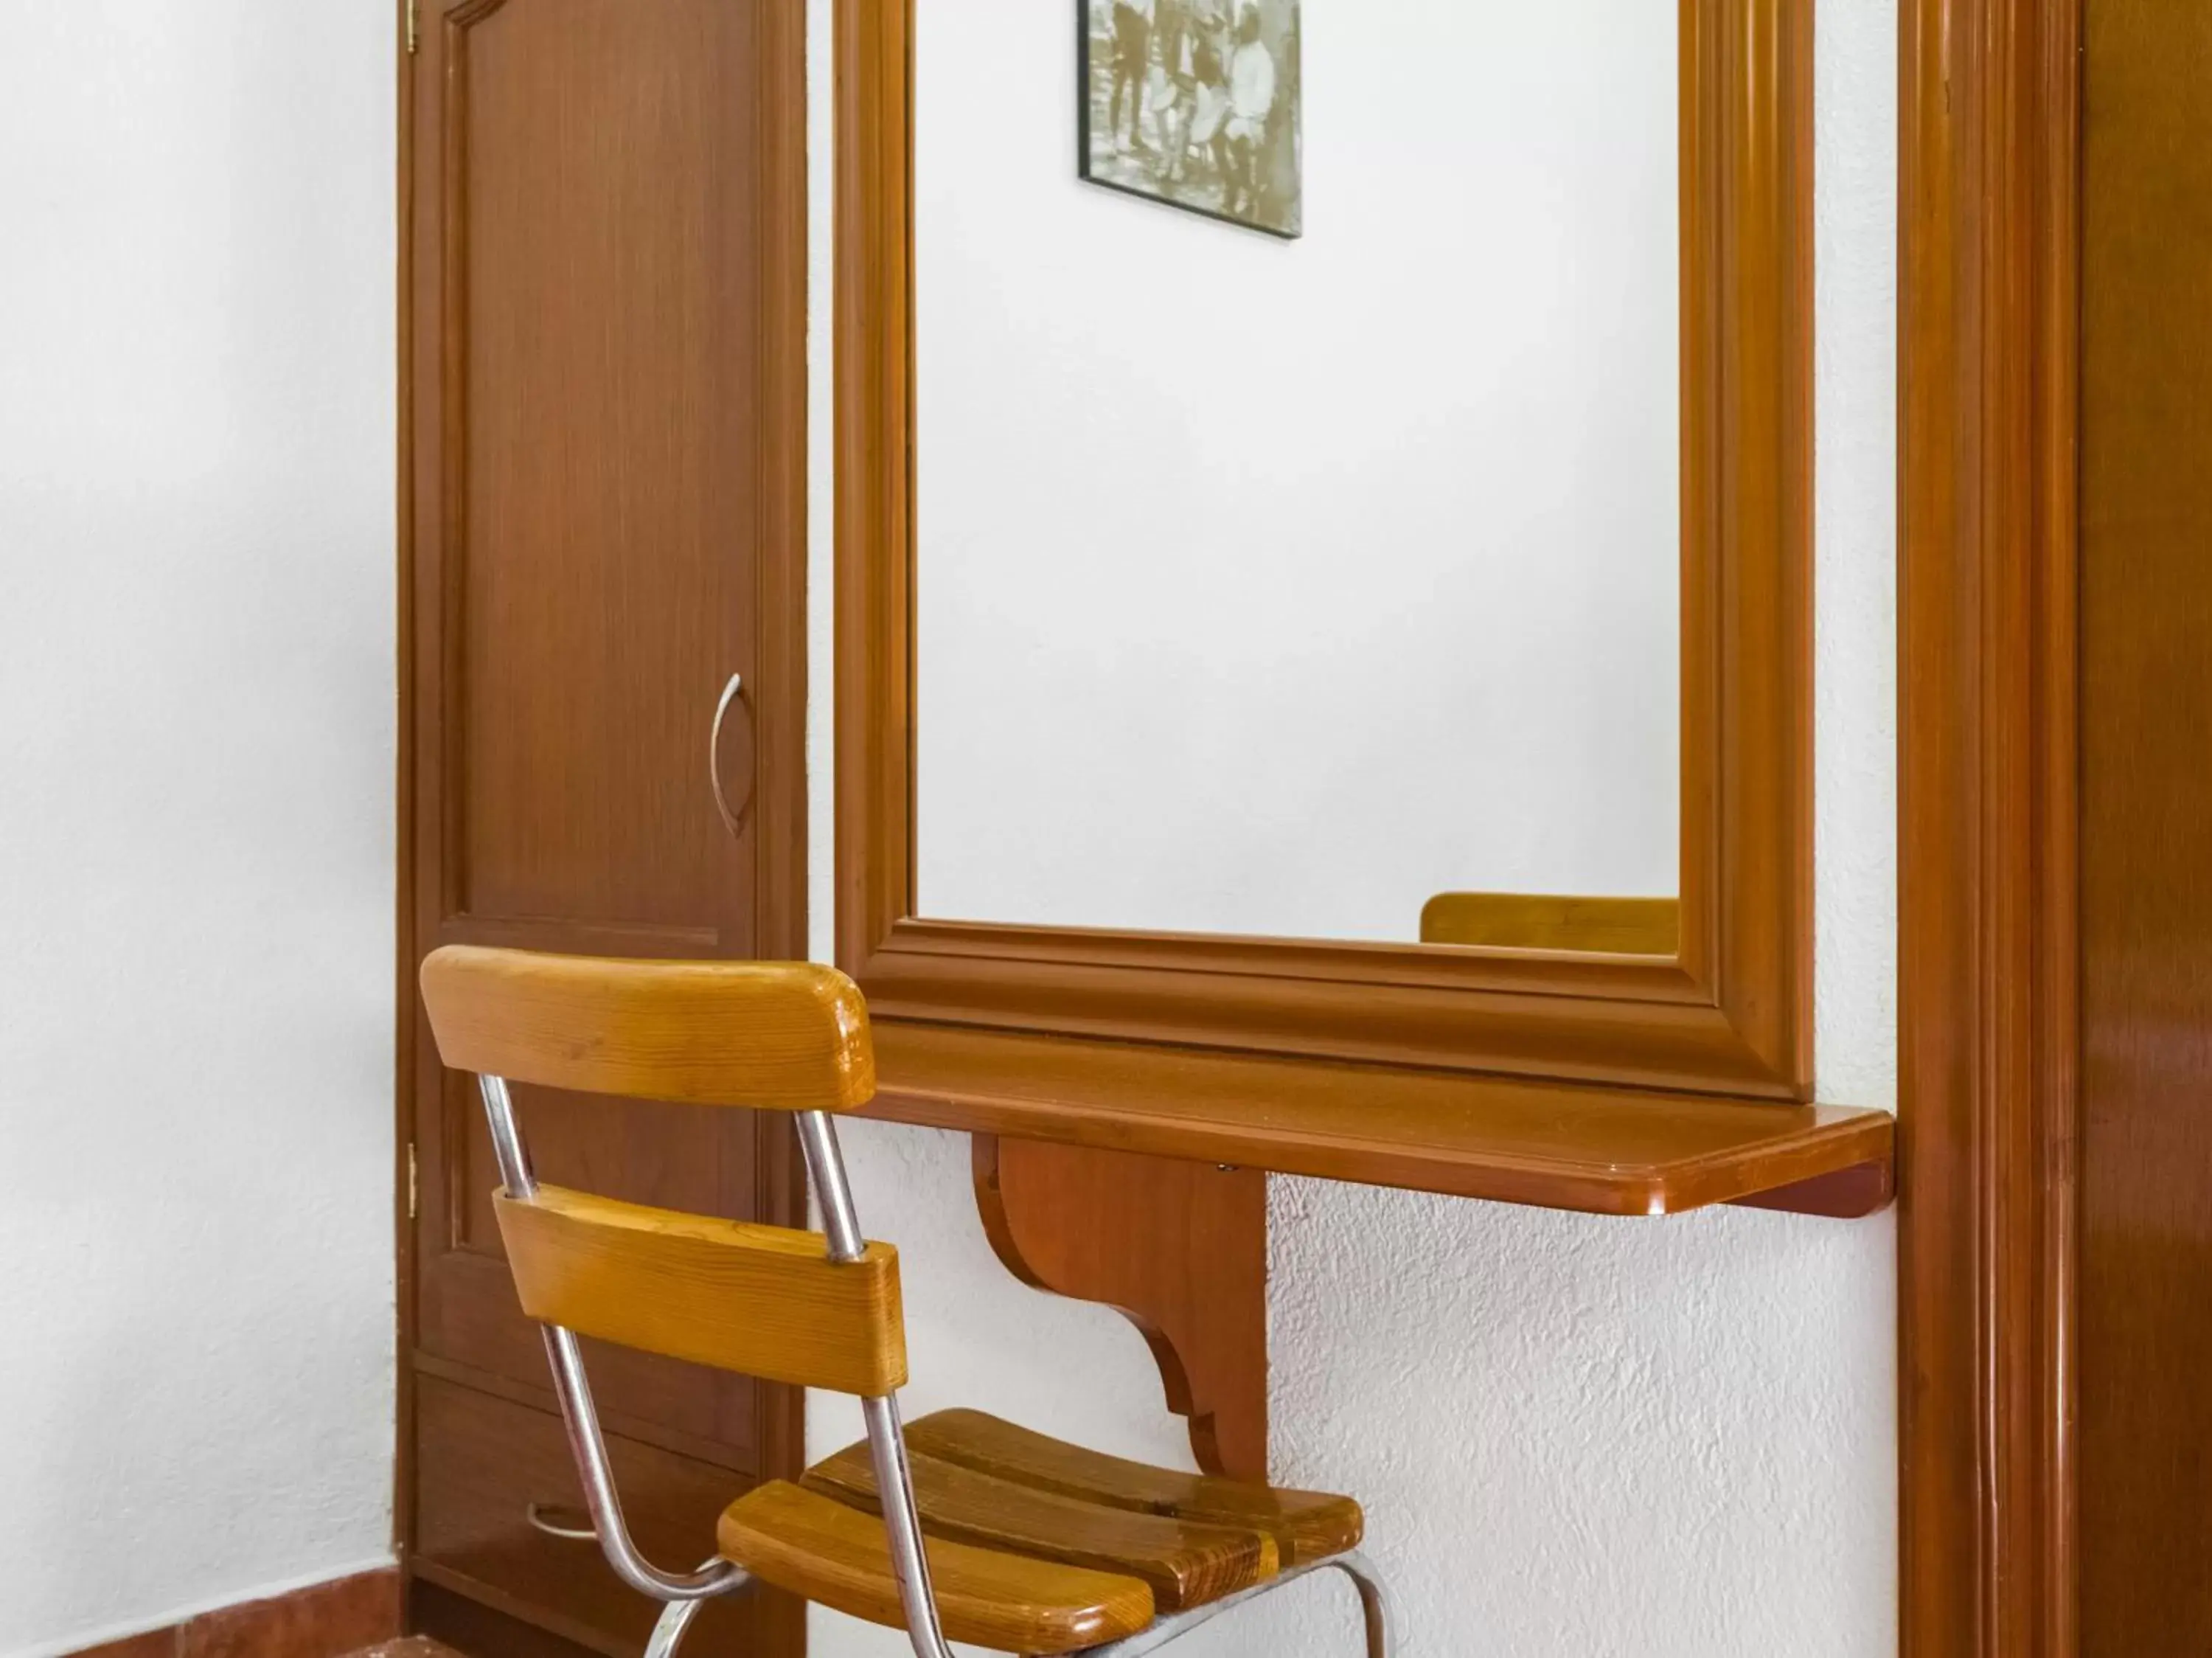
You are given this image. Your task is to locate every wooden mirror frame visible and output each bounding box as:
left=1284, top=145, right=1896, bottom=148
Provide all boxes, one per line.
left=837, top=0, right=1812, bottom=1106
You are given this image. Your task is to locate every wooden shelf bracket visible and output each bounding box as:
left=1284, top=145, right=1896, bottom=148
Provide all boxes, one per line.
left=972, top=1135, right=1271, bottom=1482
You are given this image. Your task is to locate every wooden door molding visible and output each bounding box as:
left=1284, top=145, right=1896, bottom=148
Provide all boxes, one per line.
left=1897, top=1, right=2081, bottom=1654
left=836, top=0, right=1815, bottom=1104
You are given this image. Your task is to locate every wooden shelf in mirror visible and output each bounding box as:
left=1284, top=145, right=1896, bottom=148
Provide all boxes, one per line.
left=858, top=1024, right=1893, bottom=1220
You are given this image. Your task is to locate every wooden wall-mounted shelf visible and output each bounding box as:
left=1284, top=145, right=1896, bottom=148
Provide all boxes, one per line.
left=859, top=1023, right=1894, bottom=1221
left=864, top=1024, right=1891, bottom=1476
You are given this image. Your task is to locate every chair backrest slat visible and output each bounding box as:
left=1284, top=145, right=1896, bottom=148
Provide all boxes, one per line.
left=495, top=1184, right=908, bottom=1396
left=420, top=946, right=875, bottom=1111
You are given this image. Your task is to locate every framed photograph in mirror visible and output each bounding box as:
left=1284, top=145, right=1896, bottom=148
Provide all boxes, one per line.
left=1079, top=0, right=1304, bottom=238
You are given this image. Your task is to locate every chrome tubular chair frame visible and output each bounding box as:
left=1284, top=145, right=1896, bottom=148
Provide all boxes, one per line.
left=477, top=1078, right=1397, bottom=1658
left=478, top=1077, right=749, bottom=1604
left=1082, top=1552, right=1398, bottom=1658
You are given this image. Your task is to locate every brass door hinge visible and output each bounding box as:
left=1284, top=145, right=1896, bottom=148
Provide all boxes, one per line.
left=406, top=0, right=420, bottom=55
left=407, top=1142, right=419, bottom=1221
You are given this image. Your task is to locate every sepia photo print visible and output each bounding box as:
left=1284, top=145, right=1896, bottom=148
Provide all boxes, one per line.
left=1081, top=0, right=1303, bottom=238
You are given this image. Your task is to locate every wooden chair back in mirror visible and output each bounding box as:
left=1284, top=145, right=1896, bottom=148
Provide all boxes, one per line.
left=417, top=945, right=1397, bottom=1658
left=1419, top=892, right=1682, bottom=957
left=1416, top=894, right=1672, bottom=956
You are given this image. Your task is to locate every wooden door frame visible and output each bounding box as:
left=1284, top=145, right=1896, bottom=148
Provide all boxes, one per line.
left=1897, top=1, right=2080, bottom=1654
left=391, top=0, right=813, bottom=1634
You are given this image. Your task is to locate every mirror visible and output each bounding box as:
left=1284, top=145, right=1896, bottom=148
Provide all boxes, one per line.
left=912, top=0, right=1681, bottom=948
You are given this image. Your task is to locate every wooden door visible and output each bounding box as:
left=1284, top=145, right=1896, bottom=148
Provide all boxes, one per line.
left=398, top=0, right=806, bottom=1651
left=2080, top=0, right=2212, bottom=1648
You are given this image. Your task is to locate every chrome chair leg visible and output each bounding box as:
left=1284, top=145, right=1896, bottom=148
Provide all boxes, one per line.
left=641, top=1563, right=750, bottom=1658
left=1077, top=1549, right=1400, bottom=1658
left=645, top=1597, right=705, bottom=1658
left=1332, top=1550, right=1399, bottom=1658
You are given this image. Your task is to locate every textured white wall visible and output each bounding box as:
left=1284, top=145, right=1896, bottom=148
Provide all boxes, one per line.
left=810, top=0, right=1896, bottom=1651
left=0, top=3, right=398, bottom=1654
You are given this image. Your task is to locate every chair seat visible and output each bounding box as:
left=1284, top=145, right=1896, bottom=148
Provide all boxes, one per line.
left=717, top=1481, right=1156, bottom=1654
left=904, top=1409, right=1365, bottom=1569
left=716, top=1409, right=1366, bottom=1655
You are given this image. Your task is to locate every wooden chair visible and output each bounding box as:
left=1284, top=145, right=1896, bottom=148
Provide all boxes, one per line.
left=418, top=946, right=1397, bottom=1658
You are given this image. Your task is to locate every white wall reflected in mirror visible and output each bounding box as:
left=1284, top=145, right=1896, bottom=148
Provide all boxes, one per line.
left=914, top=0, right=1680, bottom=946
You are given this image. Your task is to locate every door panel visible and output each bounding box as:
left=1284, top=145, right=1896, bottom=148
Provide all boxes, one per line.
left=451, top=0, right=759, bottom=934
left=401, top=0, right=807, bottom=1648
left=2081, top=0, right=2212, bottom=1648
